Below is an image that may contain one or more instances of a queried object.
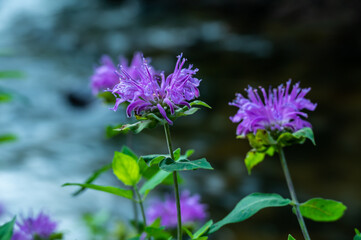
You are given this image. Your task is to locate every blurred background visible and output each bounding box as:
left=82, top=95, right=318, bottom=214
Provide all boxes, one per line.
left=0, top=0, right=360, bottom=239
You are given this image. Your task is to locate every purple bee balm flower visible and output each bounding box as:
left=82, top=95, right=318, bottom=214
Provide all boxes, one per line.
left=91, top=52, right=145, bottom=95
left=146, top=191, right=207, bottom=228
left=11, top=212, right=57, bottom=240
left=109, top=53, right=200, bottom=125
left=230, top=80, right=317, bottom=136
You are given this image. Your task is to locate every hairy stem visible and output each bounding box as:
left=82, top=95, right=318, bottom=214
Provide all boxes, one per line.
left=164, top=123, right=182, bottom=240
left=278, top=146, right=311, bottom=240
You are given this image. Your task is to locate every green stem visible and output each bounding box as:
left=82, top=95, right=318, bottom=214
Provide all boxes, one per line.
left=278, top=146, right=311, bottom=240
left=132, top=188, right=140, bottom=233
left=164, top=123, right=182, bottom=240
left=134, top=185, right=148, bottom=239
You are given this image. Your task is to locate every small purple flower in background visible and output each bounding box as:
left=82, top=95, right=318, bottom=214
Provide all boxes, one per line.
left=12, top=212, right=57, bottom=240
left=229, top=80, right=317, bottom=136
left=91, top=52, right=146, bottom=95
left=146, top=191, right=207, bottom=228
left=0, top=202, right=5, bottom=217
left=110, top=53, right=200, bottom=125
left=90, top=55, right=119, bottom=95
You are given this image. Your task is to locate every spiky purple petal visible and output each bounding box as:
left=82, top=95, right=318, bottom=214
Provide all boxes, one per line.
left=230, top=80, right=317, bottom=136
left=11, top=212, right=57, bottom=240
left=110, top=53, right=201, bottom=123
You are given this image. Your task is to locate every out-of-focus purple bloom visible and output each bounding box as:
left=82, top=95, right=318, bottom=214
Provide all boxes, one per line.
left=11, top=212, right=57, bottom=240
left=0, top=202, right=5, bottom=217
left=146, top=191, right=207, bottom=228
left=230, top=80, right=317, bottom=136
left=110, top=53, right=200, bottom=125
left=91, top=52, right=145, bottom=95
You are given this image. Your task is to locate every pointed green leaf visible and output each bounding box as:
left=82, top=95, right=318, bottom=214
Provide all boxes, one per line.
left=193, top=220, right=213, bottom=238
left=72, top=163, right=112, bottom=196
left=112, top=152, right=140, bottom=186
left=288, top=234, right=296, bottom=240
left=354, top=228, right=361, bottom=240
left=0, top=134, right=17, bottom=144
left=109, top=119, right=158, bottom=136
left=0, top=217, right=16, bottom=240
left=185, top=149, right=195, bottom=157
left=140, top=154, right=167, bottom=166
left=183, top=107, right=199, bottom=116
left=182, top=227, right=194, bottom=239
left=159, top=158, right=213, bottom=172
left=210, top=193, right=291, bottom=233
left=277, top=127, right=315, bottom=147
left=0, top=70, right=24, bottom=79
left=63, top=183, right=133, bottom=199
left=173, top=148, right=181, bottom=160
left=190, top=100, right=212, bottom=109
left=244, top=150, right=266, bottom=175
left=293, top=127, right=315, bottom=145
left=299, top=198, right=347, bottom=222
left=139, top=170, right=171, bottom=196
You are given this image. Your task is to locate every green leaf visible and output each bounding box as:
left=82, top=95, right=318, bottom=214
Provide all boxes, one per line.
left=63, top=183, right=133, bottom=199
left=108, top=119, right=158, bottom=136
left=293, top=127, right=315, bottom=145
left=0, top=217, right=16, bottom=240
left=354, top=228, right=361, bottom=240
left=277, top=127, right=315, bottom=147
left=159, top=158, right=213, bottom=172
left=182, top=227, right=194, bottom=239
left=140, top=154, right=167, bottom=166
left=139, top=170, right=171, bottom=196
left=97, top=91, right=116, bottom=104
left=298, top=198, right=347, bottom=222
left=247, top=129, right=276, bottom=151
left=112, top=152, right=140, bottom=186
left=144, top=219, right=171, bottom=239
left=183, top=107, right=199, bottom=116
left=190, top=100, right=212, bottom=109
left=48, top=233, right=63, bottom=240
left=288, top=234, right=296, bottom=240
left=185, top=149, right=195, bottom=157
left=210, top=193, right=291, bottom=233
left=244, top=150, right=265, bottom=175
left=0, top=134, right=16, bottom=144
left=0, top=93, right=12, bottom=103
left=193, top=220, right=213, bottom=238
left=0, top=70, right=24, bottom=79
left=173, top=148, right=181, bottom=160
left=161, top=171, right=184, bottom=185
left=121, top=145, right=138, bottom=160
left=72, top=163, right=112, bottom=196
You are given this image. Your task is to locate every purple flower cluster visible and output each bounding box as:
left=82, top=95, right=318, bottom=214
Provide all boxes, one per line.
left=230, top=80, right=317, bottom=136
left=146, top=191, right=207, bottom=228
left=90, top=52, right=144, bottom=95
left=12, top=212, right=57, bottom=240
left=109, top=53, right=200, bottom=125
